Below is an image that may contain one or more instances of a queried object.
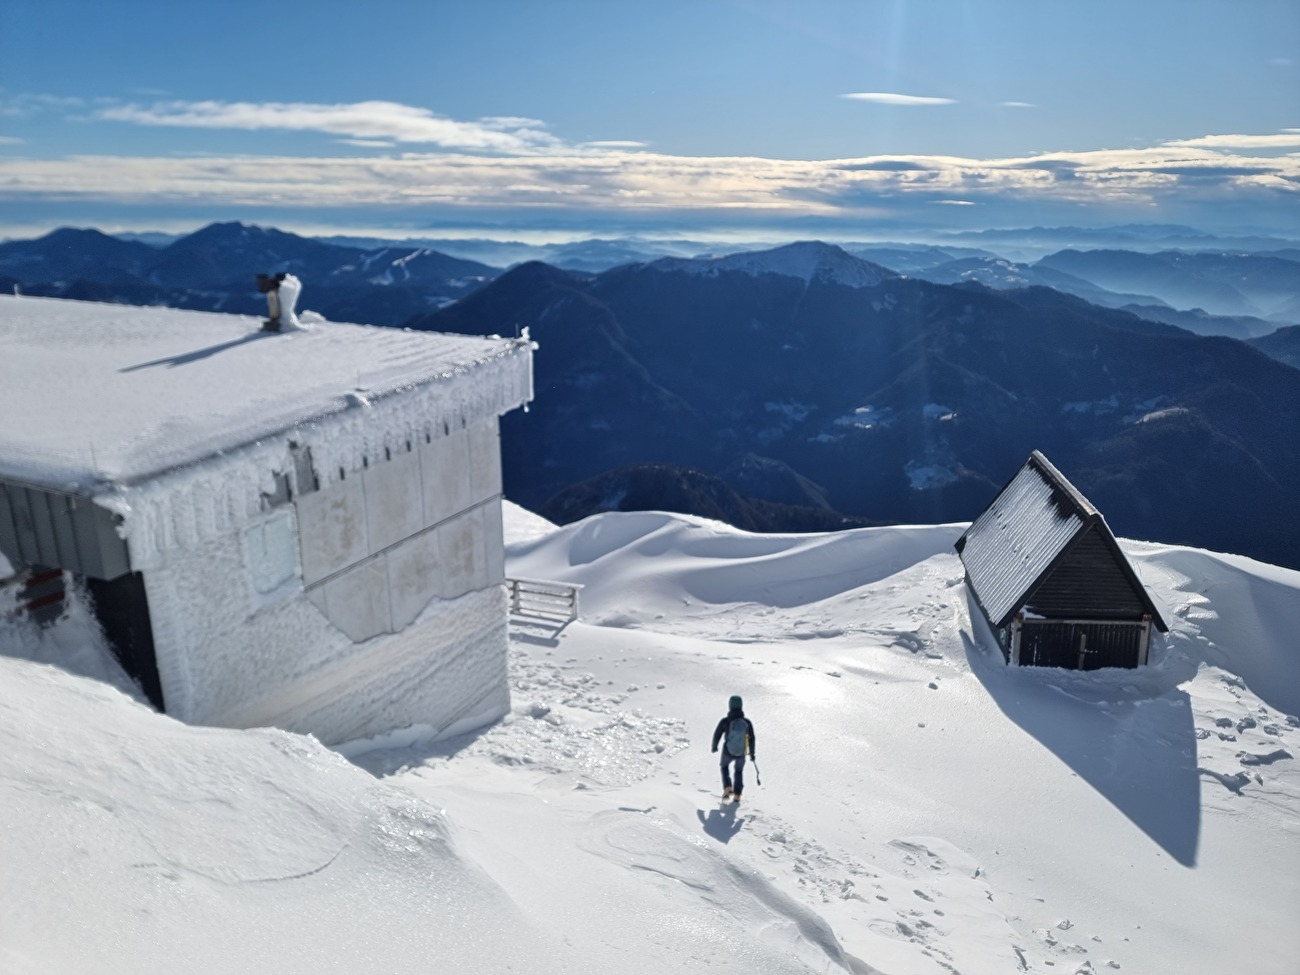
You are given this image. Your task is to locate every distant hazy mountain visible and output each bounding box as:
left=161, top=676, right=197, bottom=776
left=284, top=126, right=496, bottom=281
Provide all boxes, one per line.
left=415, top=241, right=1300, bottom=569
left=843, top=244, right=998, bottom=274
left=644, top=240, right=895, bottom=288
left=1036, top=249, right=1300, bottom=320
left=909, top=256, right=1169, bottom=311
left=1250, top=325, right=1300, bottom=370
left=0, top=227, right=159, bottom=283
left=940, top=225, right=1300, bottom=261
left=903, top=249, right=1298, bottom=336
left=311, top=224, right=1299, bottom=273
left=1122, top=304, right=1281, bottom=340
left=0, top=222, right=498, bottom=325
left=319, top=234, right=721, bottom=272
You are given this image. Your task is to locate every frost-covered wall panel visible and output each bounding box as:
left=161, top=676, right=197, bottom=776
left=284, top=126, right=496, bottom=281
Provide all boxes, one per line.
left=142, top=519, right=351, bottom=725
left=387, top=530, right=441, bottom=630
left=244, top=509, right=300, bottom=599
left=296, top=476, right=369, bottom=587
left=483, top=500, right=505, bottom=585
left=363, top=449, right=423, bottom=552
left=142, top=511, right=510, bottom=742
left=439, top=508, right=487, bottom=599
left=467, top=419, right=503, bottom=502
left=420, top=427, right=472, bottom=524
left=317, top=558, right=390, bottom=643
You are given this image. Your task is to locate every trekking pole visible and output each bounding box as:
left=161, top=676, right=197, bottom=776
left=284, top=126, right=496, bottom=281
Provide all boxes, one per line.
left=753, top=759, right=761, bottom=787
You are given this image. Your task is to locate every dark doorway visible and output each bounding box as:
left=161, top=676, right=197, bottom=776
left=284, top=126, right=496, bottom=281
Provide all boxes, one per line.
left=85, top=572, right=165, bottom=710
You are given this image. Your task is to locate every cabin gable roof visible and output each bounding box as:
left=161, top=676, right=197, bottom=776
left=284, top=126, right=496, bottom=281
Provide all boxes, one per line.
left=956, top=451, right=1167, bottom=631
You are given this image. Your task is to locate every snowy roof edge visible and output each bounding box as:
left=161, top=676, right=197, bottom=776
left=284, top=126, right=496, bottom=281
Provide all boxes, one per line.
left=106, top=342, right=533, bottom=568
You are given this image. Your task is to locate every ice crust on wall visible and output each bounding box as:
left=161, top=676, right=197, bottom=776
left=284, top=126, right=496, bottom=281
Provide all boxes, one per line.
left=143, top=510, right=509, bottom=745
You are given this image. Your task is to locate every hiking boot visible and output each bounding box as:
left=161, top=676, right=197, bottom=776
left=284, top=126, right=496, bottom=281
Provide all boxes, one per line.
left=732, top=794, right=742, bottom=804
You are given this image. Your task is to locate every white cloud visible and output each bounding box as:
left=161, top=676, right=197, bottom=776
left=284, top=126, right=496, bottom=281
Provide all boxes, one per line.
left=1163, top=132, right=1300, bottom=149
left=95, top=99, right=563, bottom=154
left=0, top=135, right=24, bottom=145
left=0, top=93, right=85, bottom=118
left=2, top=115, right=1300, bottom=232
left=583, top=140, right=649, bottom=149
left=841, top=92, right=956, bottom=106
left=1000, top=101, right=1036, bottom=109
left=4, top=139, right=1295, bottom=215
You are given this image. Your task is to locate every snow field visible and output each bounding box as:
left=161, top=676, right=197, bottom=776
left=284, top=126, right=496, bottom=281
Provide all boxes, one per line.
left=2, top=503, right=1297, bottom=974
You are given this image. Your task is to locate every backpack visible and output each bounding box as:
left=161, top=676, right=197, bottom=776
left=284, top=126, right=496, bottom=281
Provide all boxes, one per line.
left=725, top=716, right=748, bottom=758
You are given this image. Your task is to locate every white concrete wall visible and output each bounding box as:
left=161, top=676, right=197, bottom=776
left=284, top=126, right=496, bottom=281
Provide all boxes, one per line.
left=294, top=416, right=504, bottom=642
left=141, top=415, right=511, bottom=745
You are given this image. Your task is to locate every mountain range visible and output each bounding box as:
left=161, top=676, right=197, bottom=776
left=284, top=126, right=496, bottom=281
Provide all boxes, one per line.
left=4, top=223, right=1299, bottom=568
left=415, top=242, right=1300, bottom=569
left=0, top=223, right=499, bottom=326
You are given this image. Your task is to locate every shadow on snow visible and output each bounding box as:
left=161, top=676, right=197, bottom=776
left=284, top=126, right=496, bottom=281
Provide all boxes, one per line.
left=697, top=804, right=745, bottom=844
left=120, top=330, right=277, bottom=371
left=962, top=593, right=1202, bottom=867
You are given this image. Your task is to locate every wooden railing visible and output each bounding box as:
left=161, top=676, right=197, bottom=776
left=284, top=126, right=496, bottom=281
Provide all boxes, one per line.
left=506, top=577, right=582, bottom=622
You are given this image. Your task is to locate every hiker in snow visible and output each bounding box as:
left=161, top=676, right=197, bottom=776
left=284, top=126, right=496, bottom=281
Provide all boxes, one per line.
left=711, top=695, right=755, bottom=803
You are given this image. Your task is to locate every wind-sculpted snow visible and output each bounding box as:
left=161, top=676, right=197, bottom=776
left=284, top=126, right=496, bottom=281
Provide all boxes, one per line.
left=509, top=509, right=966, bottom=630
left=1130, top=543, right=1300, bottom=715
left=0, top=656, right=563, bottom=975
left=578, top=811, right=867, bottom=973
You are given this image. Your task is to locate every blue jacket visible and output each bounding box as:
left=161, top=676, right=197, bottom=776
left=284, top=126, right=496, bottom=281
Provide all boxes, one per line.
left=711, top=709, right=755, bottom=758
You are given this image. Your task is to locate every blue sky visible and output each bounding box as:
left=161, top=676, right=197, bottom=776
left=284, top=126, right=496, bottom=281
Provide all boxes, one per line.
left=1, top=0, right=1298, bottom=241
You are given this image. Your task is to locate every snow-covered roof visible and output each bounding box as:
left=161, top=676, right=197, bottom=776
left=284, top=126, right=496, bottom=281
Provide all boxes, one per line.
left=0, top=295, right=531, bottom=495
left=0, top=295, right=533, bottom=566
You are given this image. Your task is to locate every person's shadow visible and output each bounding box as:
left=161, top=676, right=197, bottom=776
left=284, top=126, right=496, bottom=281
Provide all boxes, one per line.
left=697, top=804, right=745, bottom=844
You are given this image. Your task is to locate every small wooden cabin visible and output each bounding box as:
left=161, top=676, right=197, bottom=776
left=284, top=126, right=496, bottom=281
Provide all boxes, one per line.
left=955, top=450, right=1167, bottom=670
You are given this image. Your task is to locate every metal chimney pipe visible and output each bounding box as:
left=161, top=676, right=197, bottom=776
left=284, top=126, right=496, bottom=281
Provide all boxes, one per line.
left=257, top=272, right=286, bottom=331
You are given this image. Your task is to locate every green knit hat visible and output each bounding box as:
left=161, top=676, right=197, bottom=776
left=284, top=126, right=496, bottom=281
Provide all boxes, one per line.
left=728, top=695, right=743, bottom=711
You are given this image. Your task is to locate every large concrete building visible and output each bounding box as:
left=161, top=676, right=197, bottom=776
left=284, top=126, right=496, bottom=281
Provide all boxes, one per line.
left=0, top=292, right=534, bottom=744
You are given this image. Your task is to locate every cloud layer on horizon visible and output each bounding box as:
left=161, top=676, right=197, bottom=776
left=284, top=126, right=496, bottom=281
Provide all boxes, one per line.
left=2, top=96, right=1297, bottom=232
